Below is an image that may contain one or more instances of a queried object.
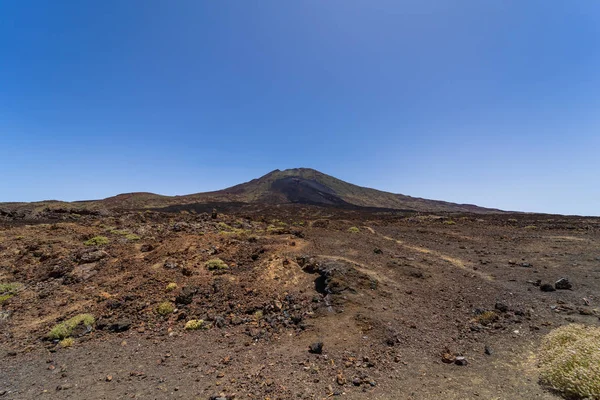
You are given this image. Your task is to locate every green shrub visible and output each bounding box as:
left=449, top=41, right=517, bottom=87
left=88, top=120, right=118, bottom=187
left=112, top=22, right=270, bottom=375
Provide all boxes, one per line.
left=165, top=282, right=178, bottom=292
left=443, top=220, right=456, bottom=225
left=0, top=282, right=22, bottom=295
left=348, top=226, right=360, bottom=233
left=0, top=294, right=13, bottom=304
left=125, top=234, right=141, bottom=241
left=84, top=236, right=109, bottom=246
left=524, top=225, right=538, bottom=230
left=184, top=319, right=205, bottom=330
left=48, top=314, right=95, bottom=340
left=0, top=282, right=22, bottom=304
left=205, top=258, right=228, bottom=271
left=539, top=324, right=600, bottom=399
left=156, top=301, right=175, bottom=316
left=59, top=337, right=74, bottom=348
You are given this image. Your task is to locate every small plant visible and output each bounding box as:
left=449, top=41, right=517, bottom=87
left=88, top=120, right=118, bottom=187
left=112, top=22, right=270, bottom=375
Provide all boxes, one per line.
left=205, top=258, right=228, bottom=271
left=474, top=311, right=498, bottom=326
left=348, top=226, right=360, bottom=233
left=165, top=282, right=178, bottom=292
left=84, top=236, right=109, bottom=246
left=254, top=310, right=264, bottom=320
left=0, top=282, right=22, bottom=295
left=524, top=225, right=538, bottom=230
left=443, top=220, right=456, bottom=225
left=0, top=282, right=22, bottom=304
left=48, top=314, right=95, bottom=340
left=125, top=234, right=141, bottom=241
left=184, top=319, right=205, bottom=330
left=217, top=222, right=232, bottom=231
left=59, top=338, right=75, bottom=348
left=539, top=324, right=600, bottom=399
left=156, top=301, right=175, bottom=316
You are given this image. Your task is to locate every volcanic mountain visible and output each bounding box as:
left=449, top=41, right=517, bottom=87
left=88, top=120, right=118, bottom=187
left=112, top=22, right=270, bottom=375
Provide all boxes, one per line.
left=91, top=168, right=496, bottom=213
left=0, top=168, right=499, bottom=215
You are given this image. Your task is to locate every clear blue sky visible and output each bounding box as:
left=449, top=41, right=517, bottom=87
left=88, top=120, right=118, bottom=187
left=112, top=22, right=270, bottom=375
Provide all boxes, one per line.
left=1, top=1, right=599, bottom=215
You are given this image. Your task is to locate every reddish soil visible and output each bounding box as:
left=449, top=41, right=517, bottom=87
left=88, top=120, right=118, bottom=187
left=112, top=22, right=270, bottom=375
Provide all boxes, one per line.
left=1, top=207, right=599, bottom=399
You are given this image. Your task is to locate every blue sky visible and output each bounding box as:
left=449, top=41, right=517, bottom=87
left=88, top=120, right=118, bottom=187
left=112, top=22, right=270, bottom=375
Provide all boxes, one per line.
left=1, top=1, right=599, bottom=215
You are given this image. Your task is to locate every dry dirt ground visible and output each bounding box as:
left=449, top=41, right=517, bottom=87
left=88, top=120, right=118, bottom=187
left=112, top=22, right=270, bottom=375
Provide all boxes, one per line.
left=1, top=206, right=599, bottom=399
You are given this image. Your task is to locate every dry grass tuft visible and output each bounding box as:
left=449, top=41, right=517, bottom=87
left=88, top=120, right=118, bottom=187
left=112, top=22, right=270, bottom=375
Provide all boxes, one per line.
left=539, top=324, right=600, bottom=399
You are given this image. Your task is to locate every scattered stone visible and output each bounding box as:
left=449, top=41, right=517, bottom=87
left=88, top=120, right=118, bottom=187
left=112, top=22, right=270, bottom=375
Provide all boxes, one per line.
left=140, top=244, right=154, bottom=252
left=494, top=302, right=508, bottom=313
left=373, top=248, right=383, bottom=255
left=484, top=345, right=493, bottom=355
left=79, top=250, right=108, bottom=264
left=520, top=262, right=532, bottom=268
left=309, top=342, right=323, bottom=354
left=352, top=377, right=362, bottom=386
left=176, top=286, right=197, bottom=305
left=107, top=319, right=132, bottom=333
left=106, top=375, right=113, bottom=382
left=540, top=283, right=556, bottom=292
left=555, top=277, right=572, bottom=290
left=336, top=372, right=346, bottom=385
left=454, top=356, right=468, bottom=366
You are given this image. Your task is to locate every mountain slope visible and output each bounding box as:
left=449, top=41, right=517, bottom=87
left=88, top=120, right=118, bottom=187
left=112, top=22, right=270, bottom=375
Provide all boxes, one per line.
left=184, top=168, right=497, bottom=212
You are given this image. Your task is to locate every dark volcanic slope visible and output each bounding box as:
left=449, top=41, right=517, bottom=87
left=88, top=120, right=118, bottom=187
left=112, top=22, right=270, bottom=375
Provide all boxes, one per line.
left=177, top=168, right=499, bottom=213
left=0, top=168, right=500, bottom=215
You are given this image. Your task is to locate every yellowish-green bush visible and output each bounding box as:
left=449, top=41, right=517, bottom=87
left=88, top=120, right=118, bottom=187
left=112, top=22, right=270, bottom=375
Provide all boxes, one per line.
left=48, top=314, right=95, bottom=340
left=539, top=324, right=600, bottom=399
left=348, top=226, right=360, bottom=233
left=84, top=236, right=109, bottom=246
left=165, top=282, right=178, bottom=292
left=0, top=294, right=13, bottom=304
left=443, top=220, right=456, bottom=225
left=156, top=301, right=175, bottom=316
left=59, top=337, right=75, bottom=348
left=184, top=319, right=205, bottom=330
left=0, top=282, right=21, bottom=295
left=524, top=225, right=538, bottom=230
left=125, top=233, right=141, bottom=241
left=205, top=258, right=228, bottom=271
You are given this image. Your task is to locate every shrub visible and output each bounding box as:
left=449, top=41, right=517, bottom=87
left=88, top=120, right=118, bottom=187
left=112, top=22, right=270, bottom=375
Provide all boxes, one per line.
left=125, top=234, right=141, bottom=241
left=184, top=319, right=205, bottom=330
left=156, top=301, right=175, bottom=316
left=205, top=258, right=228, bottom=271
left=0, top=294, right=13, bottom=304
left=524, top=225, right=538, bottom=230
left=443, top=220, right=456, bottom=225
left=474, top=311, right=499, bottom=326
left=59, top=338, right=74, bottom=348
left=539, top=324, right=600, bottom=399
left=217, top=222, right=232, bottom=231
left=48, top=314, right=95, bottom=340
left=84, top=236, right=109, bottom=246
left=348, top=227, right=360, bottom=233
left=0, top=282, right=22, bottom=295
left=165, top=282, right=178, bottom=292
